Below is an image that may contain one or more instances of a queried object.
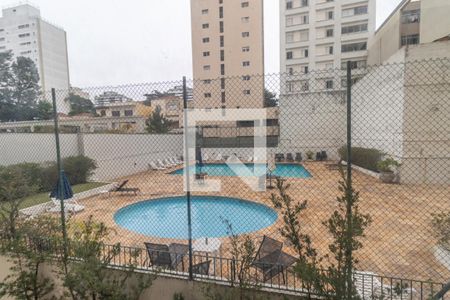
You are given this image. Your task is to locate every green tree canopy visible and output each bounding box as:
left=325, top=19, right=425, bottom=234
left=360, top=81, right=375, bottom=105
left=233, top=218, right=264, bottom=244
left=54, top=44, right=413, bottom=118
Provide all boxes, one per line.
left=146, top=105, right=172, bottom=134
left=264, top=89, right=278, bottom=107
left=67, top=93, right=96, bottom=116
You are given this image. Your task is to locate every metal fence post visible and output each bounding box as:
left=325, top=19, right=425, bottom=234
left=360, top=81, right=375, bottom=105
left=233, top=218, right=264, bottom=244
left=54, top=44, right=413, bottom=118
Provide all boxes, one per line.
left=182, top=77, right=194, bottom=280
left=345, top=61, right=353, bottom=300
left=51, top=88, right=69, bottom=270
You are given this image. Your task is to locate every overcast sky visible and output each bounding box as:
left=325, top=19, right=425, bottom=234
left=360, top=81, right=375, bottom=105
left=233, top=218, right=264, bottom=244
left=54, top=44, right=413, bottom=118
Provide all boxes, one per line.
left=3, top=0, right=402, bottom=87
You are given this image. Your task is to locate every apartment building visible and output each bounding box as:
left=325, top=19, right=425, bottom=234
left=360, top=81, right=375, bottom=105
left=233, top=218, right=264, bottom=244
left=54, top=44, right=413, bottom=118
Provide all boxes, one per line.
left=367, top=0, right=450, bottom=65
left=0, top=4, right=71, bottom=113
left=280, top=0, right=376, bottom=77
left=190, top=0, right=264, bottom=109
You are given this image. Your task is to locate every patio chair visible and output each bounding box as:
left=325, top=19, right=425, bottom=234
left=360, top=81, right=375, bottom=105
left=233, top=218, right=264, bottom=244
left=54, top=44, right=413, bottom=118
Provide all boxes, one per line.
left=157, top=159, right=169, bottom=169
left=316, top=152, right=322, bottom=161
left=192, top=260, right=211, bottom=276
left=163, top=158, right=176, bottom=167
left=295, top=153, right=302, bottom=162
left=149, top=162, right=165, bottom=170
left=275, top=153, right=285, bottom=162
left=286, top=153, right=294, bottom=162
left=252, top=236, right=296, bottom=283
left=321, top=151, right=328, bottom=161
left=145, top=242, right=189, bottom=270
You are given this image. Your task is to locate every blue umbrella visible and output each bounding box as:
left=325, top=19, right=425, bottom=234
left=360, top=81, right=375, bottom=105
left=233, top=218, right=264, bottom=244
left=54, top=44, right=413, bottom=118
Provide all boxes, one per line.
left=50, top=171, right=73, bottom=200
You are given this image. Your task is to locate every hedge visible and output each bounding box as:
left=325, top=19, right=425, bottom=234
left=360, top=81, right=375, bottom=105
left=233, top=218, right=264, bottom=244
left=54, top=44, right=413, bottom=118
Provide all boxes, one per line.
left=338, top=146, right=383, bottom=172
left=2, top=156, right=97, bottom=193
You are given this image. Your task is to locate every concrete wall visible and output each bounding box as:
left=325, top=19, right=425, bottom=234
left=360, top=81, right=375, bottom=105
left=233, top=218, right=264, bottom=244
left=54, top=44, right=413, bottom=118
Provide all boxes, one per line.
left=0, top=133, right=80, bottom=165
left=420, top=0, right=450, bottom=43
left=0, top=133, right=184, bottom=182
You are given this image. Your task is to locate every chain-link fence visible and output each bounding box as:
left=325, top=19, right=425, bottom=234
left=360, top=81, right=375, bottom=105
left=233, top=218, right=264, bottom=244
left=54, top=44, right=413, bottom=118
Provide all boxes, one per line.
left=0, top=57, right=449, bottom=299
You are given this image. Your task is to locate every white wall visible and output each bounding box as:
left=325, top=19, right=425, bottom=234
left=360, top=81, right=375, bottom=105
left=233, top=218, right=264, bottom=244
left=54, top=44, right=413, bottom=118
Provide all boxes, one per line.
left=82, top=134, right=184, bottom=181
left=0, top=133, right=79, bottom=165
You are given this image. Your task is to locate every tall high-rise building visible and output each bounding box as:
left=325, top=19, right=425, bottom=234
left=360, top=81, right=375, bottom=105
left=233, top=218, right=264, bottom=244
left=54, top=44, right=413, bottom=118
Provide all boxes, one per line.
left=280, top=0, right=376, bottom=75
left=190, top=0, right=264, bottom=109
left=0, top=4, right=71, bottom=113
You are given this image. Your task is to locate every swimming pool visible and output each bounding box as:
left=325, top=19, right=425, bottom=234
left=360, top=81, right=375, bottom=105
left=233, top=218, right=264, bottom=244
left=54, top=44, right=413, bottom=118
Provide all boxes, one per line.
left=114, top=196, right=278, bottom=239
left=171, top=163, right=312, bottom=179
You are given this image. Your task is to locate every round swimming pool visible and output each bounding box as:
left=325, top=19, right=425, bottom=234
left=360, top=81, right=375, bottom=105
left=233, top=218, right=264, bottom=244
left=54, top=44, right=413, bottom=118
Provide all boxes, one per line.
left=114, top=196, right=278, bottom=239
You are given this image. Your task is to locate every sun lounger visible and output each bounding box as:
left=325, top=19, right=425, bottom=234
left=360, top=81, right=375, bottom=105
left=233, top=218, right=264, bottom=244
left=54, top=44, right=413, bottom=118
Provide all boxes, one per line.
left=149, top=162, right=165, bottom=170
left=275, top=153, right=285, bottom=162
left=48, top=198, right=84, bottom=213
left=157, top=159, right=169, bottom=169
left=354, top=271, right=416, bottom=300
left=163, top=158, right=176, bottom=167
left=109, top=180, right=140, bottom=195
left=286, top=153, right=294, bottom=162
left=295, top=153, right=302, bottom=162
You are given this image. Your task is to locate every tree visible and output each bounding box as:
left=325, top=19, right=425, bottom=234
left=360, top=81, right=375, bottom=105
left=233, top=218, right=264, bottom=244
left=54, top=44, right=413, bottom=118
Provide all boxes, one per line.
left=67, top=93, right=95, bottom=116
left=263, top=89, right=278, bottom=107
left=322, top=169, right=372, bottom=299
left=62, top=216, right=154, bottom=300
left=146, top=105, right=172, bottom=134
left=36, top=101, right=53, bottom=120
left=270, top=179, right=325, bottom=298
left=11, top=56, right=41, bottom=121
left=0, top=51, right=15, bottom=122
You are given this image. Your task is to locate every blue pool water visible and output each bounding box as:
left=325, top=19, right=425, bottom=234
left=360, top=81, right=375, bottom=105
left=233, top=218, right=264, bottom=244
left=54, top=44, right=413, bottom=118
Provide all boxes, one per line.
left=114, top=196, right=278, bottom=239
left=171, top=163, right=312, bottom=179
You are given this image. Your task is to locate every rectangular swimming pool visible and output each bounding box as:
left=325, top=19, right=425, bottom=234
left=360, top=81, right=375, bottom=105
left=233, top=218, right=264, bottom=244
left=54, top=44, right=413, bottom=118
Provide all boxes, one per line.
left=171, top=163, right=312, bottom=179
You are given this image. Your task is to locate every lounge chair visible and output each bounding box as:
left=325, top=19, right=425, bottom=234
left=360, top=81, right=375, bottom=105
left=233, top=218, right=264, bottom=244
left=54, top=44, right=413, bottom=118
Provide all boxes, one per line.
left=354, top=271, right=416, bottom=300
left=170, top=157, right=182, bottom=165
left=163, top=158, right=177, bottom=167
left=321, top=151, right=328, bottom=161
left=48, top=198, right=84, bottom=213
left=295, top=153, right=302, bottom=162
left=286, top=153, right=294, bottom=162
left=252, top=236, right=296, bottom=283
left=110, top=180, right=141, bottom=195
left=157, top=159, right=169, bottom=169
left=275, top=153, right=285, bottom=162
left=149, top=162, right=165, bottom=170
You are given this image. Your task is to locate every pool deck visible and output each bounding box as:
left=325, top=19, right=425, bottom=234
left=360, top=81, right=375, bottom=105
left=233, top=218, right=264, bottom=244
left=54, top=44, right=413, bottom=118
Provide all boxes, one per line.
left=70, top=161, right=450, bottom=283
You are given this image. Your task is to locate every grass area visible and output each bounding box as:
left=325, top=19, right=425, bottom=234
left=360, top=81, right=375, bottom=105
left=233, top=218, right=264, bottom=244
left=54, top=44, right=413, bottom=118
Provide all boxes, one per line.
left=19, top=182, right=107, bottom=209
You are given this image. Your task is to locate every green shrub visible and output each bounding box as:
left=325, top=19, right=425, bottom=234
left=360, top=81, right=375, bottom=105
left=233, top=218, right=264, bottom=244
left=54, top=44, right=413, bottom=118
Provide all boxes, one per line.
left=7, top=163, right=43, bottom=190
left=338, top=146, right=383, bottom=172
left=62, top=156, right=97, bottom=185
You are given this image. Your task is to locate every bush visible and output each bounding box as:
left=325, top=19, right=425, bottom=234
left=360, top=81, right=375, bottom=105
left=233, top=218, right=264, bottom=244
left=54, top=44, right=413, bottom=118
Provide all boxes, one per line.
left=338, top=146, right=383, bottom=172
left=62, top=156, right=97, bottom=185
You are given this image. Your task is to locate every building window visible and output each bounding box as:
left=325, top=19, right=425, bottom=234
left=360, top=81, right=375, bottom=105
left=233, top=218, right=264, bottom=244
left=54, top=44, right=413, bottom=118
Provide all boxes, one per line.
left=220, top=36, right=224, bottom=47
left=401, top=34, right=420, bottom=46
left=327, top=11, right=334, bottom=20
left=0, top=46, right=5, bottom=50
left=341, top=42, right=367, bottom=52
left=342, top=5, right=368, bottom=17
left=242, top=46, right=250, bottom=52
left=220, top=50, right=225, bottom=61
left=202, top=9, right=209, bottom=14
left=203, top=65, right=211, bottom=71
left=0, top=38, right=5, bottom=42
left=328, top=46, right=334, bottom=55
left=241, top=2, right=249, bottom=8
left=20, top=41, right=31, bottom=46
left=203, top=51, right=210, bottom=57
left=342, top=23, right=368, bottom=34
left=18, top=24, right=30, bottom=29
left=242, top=32, right=250, bottom=38
left=202, top=23, right=209, bottom=29
left=243, top=90, right=251, bottom=95
left=286, top=1, right=293, bottom=9
left=325, top=80, right=334, bottom=89
left=221, top=92, right=226, bottom=103
left=341, top=60, right=367, bottom=70
left=241, top=17, right=250, bottom=23
left=112, top=111, right=120, bottom=117
left=124, top=110, right=133, bottom=116
left=304, top=49, right=309, bottom=57
left=220, top=21, right=224, bottom=33
left=20, top=50, right=32, bottom=55
left=18, top=33, right=30, bottom=38
left=219, top=0, right=223, bottom=3
left=401, top=10, right=420, bottom=24
left=219, top=7, right=224, bottom=18
left=326, top=28, right=334, bottom=37
left=286, top=51, right=293, bottom=59
left=221, top=64, right=225, bottom=75
left=204, top=80, right=212, bottom=84
left=301, top=0, right=308, bottom=7
left=204, top=93, right=212, bottom=98
left=221, top=78, right=226, bottom=89
left=243, top=61, right=250, bottom=67
left=202, top=37, right=210, bottom=43
left=303, top=66, right=309, bottom=74
left=0, top=29, right=4, bottom=32
left=242, top=75, right=251, bottom=81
